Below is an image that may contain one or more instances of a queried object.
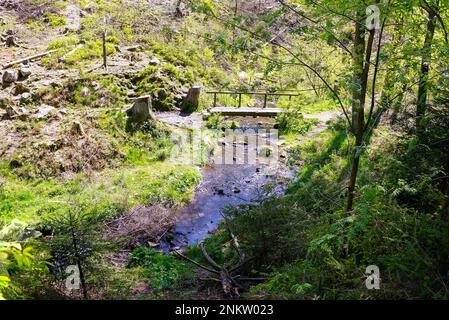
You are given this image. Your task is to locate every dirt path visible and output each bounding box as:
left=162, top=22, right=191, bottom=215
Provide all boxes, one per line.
left=298, top=110, right=342, bottom=142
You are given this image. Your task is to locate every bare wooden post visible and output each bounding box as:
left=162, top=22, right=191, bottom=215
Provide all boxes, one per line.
left=102, top=31, right=107, bottom=70
left=238, top=93, right=242, bottom=108
left=102, top=16, right=108, bottom=70
left=263, top=94, right=268, bottom=108
left=213, top=93, right=217, bottom=108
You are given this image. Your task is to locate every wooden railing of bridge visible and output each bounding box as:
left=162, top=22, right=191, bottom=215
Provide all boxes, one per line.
left=207, top=91, right=299, bottom=108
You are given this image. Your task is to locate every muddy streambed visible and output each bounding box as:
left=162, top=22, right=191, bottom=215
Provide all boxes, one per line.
left=157, top=113, right=295, bottom=251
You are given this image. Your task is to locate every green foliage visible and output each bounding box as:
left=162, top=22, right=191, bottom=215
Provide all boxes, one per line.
left=185, top=229, right=236, bottom=267
left=134, top=63, right=192, bottom=111
left=204, top=114, right=224, bottom=130
left=127, top=248, right=193, bottom=294
left=0, top=242, right=49, bottom=300
left=44, top=12, right=66, bottom=27
left=226, top=120, right=239, bottom=130
left=277, top=110, right=318, bottom=135
left=145, top=167, right=201, bottom=206
left=47, top=36, right=80, bottom=50
left=64, top=40, right=117, bottom=65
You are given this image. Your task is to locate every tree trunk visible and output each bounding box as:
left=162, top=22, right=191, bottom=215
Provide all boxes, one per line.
left=182, top=86, right=201, bottom=112
left=347, top=9, right=376, bottom=213
left=127, top=96, right=154, bottom=123
left=351, top=15, right=366, bottom=134
left=69, top=218, right=88, bottom=300
left=417, top=8, right=436, bottom=142
left=390, top=83, right=407, bottom=124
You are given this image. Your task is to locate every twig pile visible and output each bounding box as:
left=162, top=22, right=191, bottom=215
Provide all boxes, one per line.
left=103, top=205, right=175, bottom=248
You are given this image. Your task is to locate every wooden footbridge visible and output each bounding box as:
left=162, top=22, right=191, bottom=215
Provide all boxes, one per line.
left=206, top=91, right=298, bottom=117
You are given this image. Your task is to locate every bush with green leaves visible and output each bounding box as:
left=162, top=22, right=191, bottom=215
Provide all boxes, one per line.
left=277, top=110, right=318, bottom=136
left=0, top=242, right=49, bottom=300
left=127, top=247, right=194, bottom=294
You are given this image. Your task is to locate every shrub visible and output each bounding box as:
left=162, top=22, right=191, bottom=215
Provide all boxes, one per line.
left=127, top=248, right=193, bottom=293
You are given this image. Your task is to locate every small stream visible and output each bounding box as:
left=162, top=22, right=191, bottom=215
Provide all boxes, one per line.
left=158, top=114, right=295, bottom=251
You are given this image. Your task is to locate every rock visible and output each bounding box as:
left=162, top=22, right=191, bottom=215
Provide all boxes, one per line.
left=0, top=94, right=11, bottom=109
left=6, top=105, right=18, bottom=118
left=36, top=104, right=56, bottom=119
left=148, top=241, right=159, bottom=248
left=2, top=69, right=18, bottom=83
left=233, top=187, right=241, bottom=194
left=17, top=107, right=29, bottom=120
left=277, top=139, right=285, bottom=146
left=217, top=188, right=225, bottom=195
left=125, top=45, right=141, bottom=52
left=149, top=57, right=161, bottom=66
left=157, top=88, right=169, bottom=98
left=174, top=94, right=184, bottom=103
left=256, top=167, right=261, bottom=173
left=20, top=92, right=32, bottom=104
left=70, top=121, right=85, bottom=136
left=18, top=66, right=32, bottom=79
left=5, top=35, right=16, bottom=46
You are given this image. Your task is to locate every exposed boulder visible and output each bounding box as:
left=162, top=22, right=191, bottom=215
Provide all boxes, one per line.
left=20, top=92, right=33, bottom=104
left=5, top=35, right=16, bottom=46
left=18, top=65, right=32, bottom=79
left=2, top=69, right=18, bottom=83
left=149, top=57, right=161, bottom=66
left=70, top=121, right=85, bottom=136
left=36, top=104, right=56, bottom=119
left=158, top=88, right=169, bottom=98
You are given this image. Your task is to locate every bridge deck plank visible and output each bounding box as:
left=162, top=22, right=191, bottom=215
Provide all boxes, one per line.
left=208, top=107, right=284, bottom=117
